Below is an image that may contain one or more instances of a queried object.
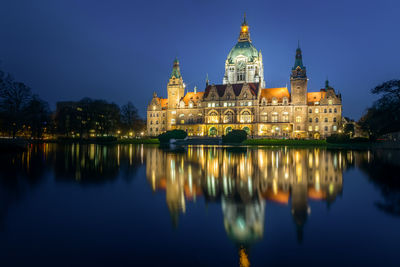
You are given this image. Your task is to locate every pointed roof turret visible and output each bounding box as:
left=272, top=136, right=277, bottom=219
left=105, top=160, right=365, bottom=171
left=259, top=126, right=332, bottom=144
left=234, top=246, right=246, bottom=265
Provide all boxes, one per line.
left=325, top=79, right=330, bottom=89
left=291, top=43, right=307, bottom=79
left=170, top=57, right=181, bottom=78
left=293, top=43, right=305, bottom=70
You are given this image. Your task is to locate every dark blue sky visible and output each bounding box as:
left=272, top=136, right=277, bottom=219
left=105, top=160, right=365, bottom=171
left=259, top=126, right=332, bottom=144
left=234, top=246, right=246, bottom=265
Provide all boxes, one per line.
left=0, top=0, right=399, bottom=119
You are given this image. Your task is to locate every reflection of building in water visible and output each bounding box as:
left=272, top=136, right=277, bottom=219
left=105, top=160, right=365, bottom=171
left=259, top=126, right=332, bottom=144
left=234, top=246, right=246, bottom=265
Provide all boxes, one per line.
left=222, top=196, right=265, bottom=246
left=145, top=147, right=347, bottom=243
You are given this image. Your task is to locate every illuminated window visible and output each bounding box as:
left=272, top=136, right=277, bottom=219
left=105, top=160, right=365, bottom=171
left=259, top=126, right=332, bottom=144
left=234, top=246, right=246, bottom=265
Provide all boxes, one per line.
left=224, top=102, right=227, bottom=107
left=272, top=112, right=278, bottom=122
left=261, top=112, right=268, bottom=122
left=308, top=126, right=312, bottom=131
left=282, top=112, right=289, bottom=122
left=315, top=108, right=319, bottom=113
left=315, top=126, right=319, bottom=131
left=248, top=101, right=252, bottom=106
left=329, top=100, right=333, bottom=105
left=171, top=119, right=176, bottom=124
left=171, top=111, right=176, bottom=114
left=272, top=97, right=277, bottom=105
left=179, top=114, right=184, bottom=118
left=333, top=125, right=337, bottom=131
left=296, top=116, right=301, bottom=123
left=180, top=120, right=184, bottom=124
left=189, top=102, right=193, bottom=108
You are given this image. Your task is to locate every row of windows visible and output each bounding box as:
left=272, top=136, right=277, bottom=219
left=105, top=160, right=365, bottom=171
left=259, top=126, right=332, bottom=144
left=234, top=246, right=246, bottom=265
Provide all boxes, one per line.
left=149, top=113, right=165, bottom=117
left=207, top=101, right=253, bottom=107
left=149, top=120, right=166, bottom=125
left=309, top=117, right=338, bottom=123
left=309, top=108, right=338, bottom=114
left=308, top=125, right=338, bottom=132
left=149, top=127, right=165, bottom=132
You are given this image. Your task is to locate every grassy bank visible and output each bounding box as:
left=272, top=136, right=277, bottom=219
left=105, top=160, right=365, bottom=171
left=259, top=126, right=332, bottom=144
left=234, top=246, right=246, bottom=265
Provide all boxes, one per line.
left=42, top=137, right=160, bottom=145
left=117, top=138, right=159, bottom=144
left=243, top=139, right=328, bottom=146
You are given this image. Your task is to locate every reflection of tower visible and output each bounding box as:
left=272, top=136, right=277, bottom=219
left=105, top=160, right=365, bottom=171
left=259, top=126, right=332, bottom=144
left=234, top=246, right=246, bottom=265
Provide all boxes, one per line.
left=291, top=183, right=309, bottom=243
left=166, top=176, right=186, bottom=229
left=221, top=195, right=265, bottom=247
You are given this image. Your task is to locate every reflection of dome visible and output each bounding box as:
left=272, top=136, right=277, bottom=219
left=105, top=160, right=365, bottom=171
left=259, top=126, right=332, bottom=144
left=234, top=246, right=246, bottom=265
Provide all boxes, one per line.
left=227, top=41, right=259, bottom=63
left=222, top=197, right=265, bottom=246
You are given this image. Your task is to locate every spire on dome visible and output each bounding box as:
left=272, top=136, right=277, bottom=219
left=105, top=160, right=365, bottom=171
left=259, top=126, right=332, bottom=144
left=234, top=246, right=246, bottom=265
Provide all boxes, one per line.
left=238, top=14, right=251, bottom=42
left=242, top=13, right=247, bottom=26
left=171, top=57, right=181, bottom=78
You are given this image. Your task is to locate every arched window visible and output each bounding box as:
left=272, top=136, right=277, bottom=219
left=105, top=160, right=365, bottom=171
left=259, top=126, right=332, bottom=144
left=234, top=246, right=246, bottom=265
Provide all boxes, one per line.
left=283, top=97, right=288, bottom=105
left=315, top=118, right=319, bottom=123
left=272, top=97, right=277, bottom=105
left=240, top=111, right=252, bottom=123
left=208, top=111, right=218, bottom=123
left=224, top=111, right=234, bottom=123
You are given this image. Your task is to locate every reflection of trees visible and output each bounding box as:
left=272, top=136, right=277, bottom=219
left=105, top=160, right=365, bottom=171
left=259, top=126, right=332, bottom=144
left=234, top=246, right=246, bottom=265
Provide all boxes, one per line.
left=0, top=145, right=49, bottom=229
left=50, top=144, right=142, bottom=184
left=357, top=150, right=400, bottom=216
left=145, top=147, right=350, bottom=246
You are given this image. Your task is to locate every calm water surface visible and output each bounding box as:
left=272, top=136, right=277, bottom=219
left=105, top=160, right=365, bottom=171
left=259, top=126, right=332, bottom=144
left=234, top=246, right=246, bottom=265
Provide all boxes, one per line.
left=0, top=144, right=400, bottom=266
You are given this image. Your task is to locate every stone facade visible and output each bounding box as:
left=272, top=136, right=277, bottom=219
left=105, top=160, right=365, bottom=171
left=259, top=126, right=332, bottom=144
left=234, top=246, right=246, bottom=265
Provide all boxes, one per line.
left=147, top=17, right=342, bottom=139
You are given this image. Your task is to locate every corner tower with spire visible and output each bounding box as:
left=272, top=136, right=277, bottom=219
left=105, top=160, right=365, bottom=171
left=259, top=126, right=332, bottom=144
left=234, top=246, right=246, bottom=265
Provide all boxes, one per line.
left=167, top=57, right=185, bottom=109
left=291, top=44, right=308, bottom=105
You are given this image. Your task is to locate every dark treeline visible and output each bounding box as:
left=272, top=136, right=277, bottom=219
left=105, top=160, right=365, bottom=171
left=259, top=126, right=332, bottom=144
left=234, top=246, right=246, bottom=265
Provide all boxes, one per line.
left=359, top=80, right=400, bottom=137
left=0, top=69, right=145, bottom=139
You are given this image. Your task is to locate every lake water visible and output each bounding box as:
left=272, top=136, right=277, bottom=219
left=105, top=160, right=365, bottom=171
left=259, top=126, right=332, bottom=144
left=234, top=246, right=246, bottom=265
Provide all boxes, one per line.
left=0, top=144, right=399, bottom=266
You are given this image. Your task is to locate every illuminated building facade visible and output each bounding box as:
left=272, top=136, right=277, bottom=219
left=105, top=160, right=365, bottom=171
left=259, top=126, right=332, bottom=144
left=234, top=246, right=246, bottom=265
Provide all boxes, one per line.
left=147, top=16, right=342, bottom=138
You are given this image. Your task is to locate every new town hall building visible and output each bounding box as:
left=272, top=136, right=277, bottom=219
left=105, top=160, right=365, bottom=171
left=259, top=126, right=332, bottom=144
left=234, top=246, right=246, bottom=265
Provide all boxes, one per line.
left=147, top=17, right=342, bottom=138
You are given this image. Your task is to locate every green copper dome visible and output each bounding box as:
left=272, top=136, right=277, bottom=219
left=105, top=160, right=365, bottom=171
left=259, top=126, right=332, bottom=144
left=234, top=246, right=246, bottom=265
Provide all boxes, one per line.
left=227, top=41, right=259, bottom=64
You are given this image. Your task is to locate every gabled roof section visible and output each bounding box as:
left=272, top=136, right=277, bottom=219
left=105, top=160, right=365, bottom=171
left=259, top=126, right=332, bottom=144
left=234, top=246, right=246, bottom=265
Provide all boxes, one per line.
left=204, top=83, right=259, bottom=98
left=307, top=91, right=326, bottom=103
left=181, top=92, right=204, bottom=105
left=160, top=98, right=168, bottom=108
left=260, top=87, right=290, bottom=102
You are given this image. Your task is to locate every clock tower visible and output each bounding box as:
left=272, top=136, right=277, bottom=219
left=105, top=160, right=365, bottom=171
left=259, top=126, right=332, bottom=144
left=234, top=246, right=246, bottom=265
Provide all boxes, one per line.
left=167, top=57, right=185, bottom=109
